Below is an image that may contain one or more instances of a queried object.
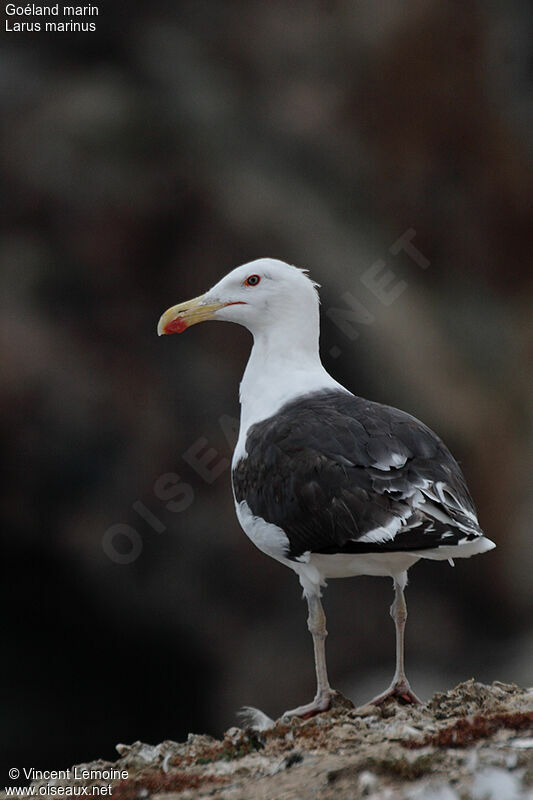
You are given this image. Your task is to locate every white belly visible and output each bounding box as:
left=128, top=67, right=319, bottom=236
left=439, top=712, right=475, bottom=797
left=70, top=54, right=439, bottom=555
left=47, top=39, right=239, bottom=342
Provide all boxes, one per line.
left=233, top=499, right=494, bottom=596
left=234, top=499, right=420, bottom=594
left=306, top=551, right=420, bottom=579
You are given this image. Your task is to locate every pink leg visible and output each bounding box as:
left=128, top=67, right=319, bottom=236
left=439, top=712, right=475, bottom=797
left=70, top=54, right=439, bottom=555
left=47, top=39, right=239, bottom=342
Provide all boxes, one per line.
left=369, top=577, right=421, bottom=706
left=282, top=593, right=335, bottom=720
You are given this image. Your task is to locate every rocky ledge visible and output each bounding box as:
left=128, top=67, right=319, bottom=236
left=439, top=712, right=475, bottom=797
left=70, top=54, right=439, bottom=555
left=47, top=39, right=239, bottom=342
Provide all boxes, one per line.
left=12, top=681, right=533, bottom=800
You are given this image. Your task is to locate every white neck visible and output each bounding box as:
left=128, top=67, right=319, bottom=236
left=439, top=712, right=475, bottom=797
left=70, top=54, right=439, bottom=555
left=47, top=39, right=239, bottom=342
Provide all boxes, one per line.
left=235, top=317, right=345, bottom=459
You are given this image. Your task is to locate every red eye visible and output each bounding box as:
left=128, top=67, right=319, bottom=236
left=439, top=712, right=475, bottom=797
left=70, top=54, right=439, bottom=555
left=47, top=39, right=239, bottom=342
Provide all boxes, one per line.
left=244, top=274, right=261, bottom=287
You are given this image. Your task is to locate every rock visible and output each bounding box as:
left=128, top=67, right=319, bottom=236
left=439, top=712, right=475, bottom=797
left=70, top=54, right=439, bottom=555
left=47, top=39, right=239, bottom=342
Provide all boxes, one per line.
left=331, top=723, right=358, bottom=740
left=358, top=770, right=378, bottom=794
left=352, top=703, right=380, bottom=717
left=471, top=766, right=524, bottom=800
left=223, top=727, right=242, bottom=745
left=11, top=681, right=533, bottom=800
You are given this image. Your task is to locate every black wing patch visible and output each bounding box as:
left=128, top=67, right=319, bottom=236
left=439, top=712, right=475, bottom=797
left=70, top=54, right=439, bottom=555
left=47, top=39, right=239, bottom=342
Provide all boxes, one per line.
left=232, top=390, right=483, bottom=560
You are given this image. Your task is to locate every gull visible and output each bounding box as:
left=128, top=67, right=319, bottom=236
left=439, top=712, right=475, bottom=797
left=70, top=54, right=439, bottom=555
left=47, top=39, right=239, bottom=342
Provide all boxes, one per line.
left=158, top=258, right=495, bottom=719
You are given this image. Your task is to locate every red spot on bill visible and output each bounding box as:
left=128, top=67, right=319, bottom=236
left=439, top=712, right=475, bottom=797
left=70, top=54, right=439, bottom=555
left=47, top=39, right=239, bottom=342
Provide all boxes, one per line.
left=165, top=316, right=188, bottom=334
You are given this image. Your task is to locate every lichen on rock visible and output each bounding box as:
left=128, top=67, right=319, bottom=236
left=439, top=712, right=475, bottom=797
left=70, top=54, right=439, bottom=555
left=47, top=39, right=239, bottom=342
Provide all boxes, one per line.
left=6, top=681, right=533, bottom=800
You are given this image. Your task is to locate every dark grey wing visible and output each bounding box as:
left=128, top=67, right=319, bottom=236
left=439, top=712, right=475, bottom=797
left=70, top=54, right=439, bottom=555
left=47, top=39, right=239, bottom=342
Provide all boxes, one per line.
left=232, top=390, right=484, bottom=560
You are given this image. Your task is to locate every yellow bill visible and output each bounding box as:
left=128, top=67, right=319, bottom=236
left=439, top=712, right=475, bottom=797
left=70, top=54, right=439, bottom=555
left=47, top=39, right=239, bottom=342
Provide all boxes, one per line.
left=157, top=294, right=226, bottom=335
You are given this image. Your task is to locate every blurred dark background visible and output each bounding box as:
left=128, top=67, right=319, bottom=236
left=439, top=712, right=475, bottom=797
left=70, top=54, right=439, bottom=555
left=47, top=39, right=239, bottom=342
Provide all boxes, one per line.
left=1, top=0, right=532, bottom=778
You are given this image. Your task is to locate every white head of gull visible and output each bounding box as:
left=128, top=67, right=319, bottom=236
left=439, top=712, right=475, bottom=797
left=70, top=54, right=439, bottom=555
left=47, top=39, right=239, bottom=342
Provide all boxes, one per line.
left=158, top=258, right=495, bottom=722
